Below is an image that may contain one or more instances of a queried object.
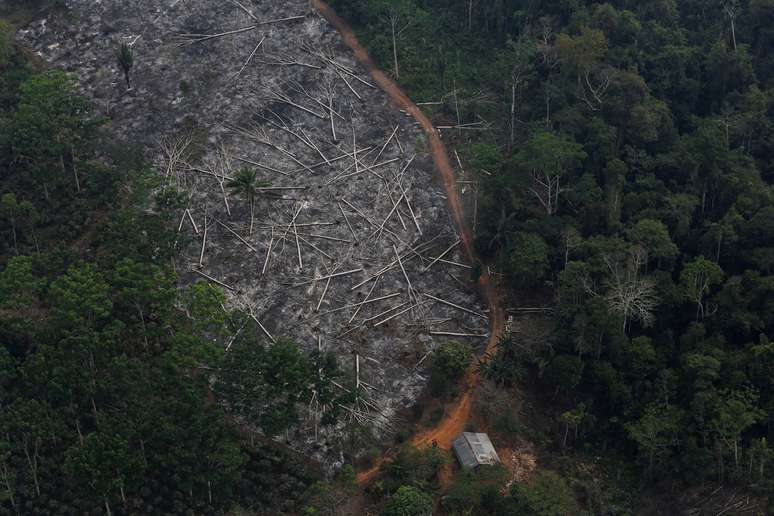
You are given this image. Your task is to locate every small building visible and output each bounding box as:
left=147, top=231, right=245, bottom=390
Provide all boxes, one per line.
left=452, top=432, right=500, bottom=469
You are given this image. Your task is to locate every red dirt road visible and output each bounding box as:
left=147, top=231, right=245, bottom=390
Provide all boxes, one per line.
left=311, top=0, right=505, bottom=485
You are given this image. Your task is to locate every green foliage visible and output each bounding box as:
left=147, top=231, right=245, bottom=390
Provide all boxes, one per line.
left=0, top=20, right=12, bottom=67
left=383, top=485, right=433, bottom=516
left=626, top=218, right=678, bottom=265
left=625, top=403, right=683, bottom=471
left=510, top=471, right=581, bottom=516
left=555, top=26, right=608, bottom=73
left=481, top=334, right=529, bottom=387
left=49, top=262, right=112, bottom=329
left=12, top=70, right=97, bottom=171
left=544, top=354, right=584, bottom=392
left=380, top=444, right=447, bottom=493
left=216, top=337, right=314, bottom=437
left=0, top=256, right=41, bottom=310
left=115, top=42, right=133, bottom=88
left=443, top=464, right=510, bottom=514
left=429, top=340, right=471, bottom=397
left=226, top=167, right=268, bottom=236
left=432, top=340, right=471, bottom=378
left=505, top=231, right=550, bottom=287
left=679, top=257, right=724, bottom=319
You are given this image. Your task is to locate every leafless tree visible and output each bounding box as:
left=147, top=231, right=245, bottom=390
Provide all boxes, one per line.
left=529, top=169, right=562, bottom=216
left=605, top=248, right=658, bottom=333
left=537, top=17, right=559, bottom=126
left=577, top=67, right=611, bottom=111
left=587, top=247, right=658, bottom=334
left=383, top=5, right=410, bottom=79
left=723, top=0, right=739, bottom=51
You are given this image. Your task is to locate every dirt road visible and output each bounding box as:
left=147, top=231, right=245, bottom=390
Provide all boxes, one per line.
left=311, top=0, right=505, bottom=484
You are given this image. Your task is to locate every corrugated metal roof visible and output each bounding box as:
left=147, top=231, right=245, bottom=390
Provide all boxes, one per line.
left=452, top=432, right=500, bottom=468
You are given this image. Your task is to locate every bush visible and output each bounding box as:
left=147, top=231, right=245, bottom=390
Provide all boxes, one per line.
left=510, top=471, right=580, bottom=516
left=505, top=231, right=550, bottom=288
left=429, top=341, right=472, bottom=397
left=443, top=464, right=510, bottom=514
left=544, top=354, right=584, bottom=392
left=380, top=444, right=447, bottom=493
left=383, top=486, right=433, bottom=516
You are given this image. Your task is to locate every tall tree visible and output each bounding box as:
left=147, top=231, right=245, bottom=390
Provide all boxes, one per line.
left=679, top=257, right=724, bottom=320
left=12, top=71, right=99, bottom=195
left=625, top=403, right=682, bottom=473
left=115, top=43, right=134, bottom=90
left=215, top=337, right=313, bottom=437
left=513, top=130, right=586, bottom=215
left=0, top=193, right=36, bottom=255
left=226, top=167, right=266, bottom=237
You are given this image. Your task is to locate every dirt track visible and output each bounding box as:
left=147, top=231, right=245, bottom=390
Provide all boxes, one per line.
left=310, top=0, right=506, bottom=484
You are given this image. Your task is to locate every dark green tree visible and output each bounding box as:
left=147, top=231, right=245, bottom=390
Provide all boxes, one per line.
left=226, top=167, right=267, bottom=237
left=115, top=43, right=134, bottom=90
left=215, top=337, right=312, bottom=437
left=383, top=485, right=433, bottom=516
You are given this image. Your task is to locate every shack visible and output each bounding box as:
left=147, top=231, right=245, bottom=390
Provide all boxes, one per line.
left=452, top=432, right=500, bottom=469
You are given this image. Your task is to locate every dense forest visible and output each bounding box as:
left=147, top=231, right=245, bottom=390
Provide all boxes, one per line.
left=2, top=0, right=774, bottom=514
left=328, top=0, right=774, bottom=512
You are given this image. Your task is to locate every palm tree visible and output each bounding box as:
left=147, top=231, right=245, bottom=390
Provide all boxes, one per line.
left=116, top=43, right=134, bottom=90
left=226, top=168, right=267, bottom=236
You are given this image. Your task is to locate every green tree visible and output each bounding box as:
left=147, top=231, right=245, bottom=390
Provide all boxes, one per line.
left=226, top=167, right=267, bottom=237
left=49, top=263, right=113, bottom=331
left=0, top=193, right=37, bottom=254
left=679, top=257, right=724, bottom=320
left=115, top=43, right=134, bottom=90
left=215, top=337, right=312, bottom=437
left=625, top=403, right=682, bottom=472
left=111, top=258, right=176, bottom=354
left=555, top=26, right=610, bottom=111
left=510, top=471, right=580, bottom=516
left=506, top=231, right=550, bottom=287
left=627, top=218, right=678, bottom=267
left=183, top=280, right=231, bottom=341
left=709, top=388, right=765, bottom=475
left=1, top=399, right=64, bottom=498
left=12, top=71, right=99, bottom=195
left=559, top=402, right=586, bottom=448
left=544, top=354, right=584, bottom=394
left=513, top=130, right=586, bottom=215
left=432, top=340, right=471, bottom=379
left=383, top=485, right=433, bottom=516
left=0, top=20, right=12, bottom=67
left=443, top=464, right=510, bottom=514
left=381, top=444, right=447, bottom=493
left=64, top=427, right=143, bottom=515
left=0, top=255, right=41, bottom=311
left=555, top=26, right=608, bottom=74
left=430, top=340, right=472, bottom=397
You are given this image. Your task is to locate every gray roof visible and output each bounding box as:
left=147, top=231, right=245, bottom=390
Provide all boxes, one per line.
left=452, top=432, right=500, bottom=468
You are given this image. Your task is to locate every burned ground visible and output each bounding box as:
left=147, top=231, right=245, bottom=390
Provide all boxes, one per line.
left=18, top=0, right=485, bottom=465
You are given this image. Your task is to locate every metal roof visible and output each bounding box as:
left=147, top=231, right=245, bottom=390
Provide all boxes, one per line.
left=452, top=432, right=500, bottom=468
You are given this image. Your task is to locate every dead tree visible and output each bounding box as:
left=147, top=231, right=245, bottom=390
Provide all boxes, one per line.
left=589, top=247, right=658, bottom=334
left=383, top=5, right=410, bottom=79
left=723, top=0, right=739, bottom=51
left=529, top=169, right=562, bottom=216
left=577, top=67, right=611, bottom=111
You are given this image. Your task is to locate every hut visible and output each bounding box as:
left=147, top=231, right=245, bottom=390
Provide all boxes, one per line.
left=452, top=432, right=500, bottom=469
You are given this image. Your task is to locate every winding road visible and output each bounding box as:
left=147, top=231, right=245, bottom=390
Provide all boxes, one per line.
left=311, top=0, right=506, bottom=484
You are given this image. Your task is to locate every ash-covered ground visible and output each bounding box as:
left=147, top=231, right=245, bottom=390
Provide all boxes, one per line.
left=18, top=0, right=486, bottom=466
